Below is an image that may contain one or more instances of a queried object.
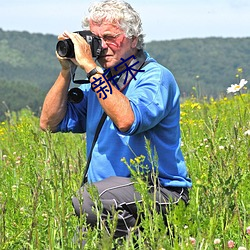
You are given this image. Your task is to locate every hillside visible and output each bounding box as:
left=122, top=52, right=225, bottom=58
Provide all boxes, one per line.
left=0, top=28, right=249, bottom=120
left=146, top=37, right=250, bottom=97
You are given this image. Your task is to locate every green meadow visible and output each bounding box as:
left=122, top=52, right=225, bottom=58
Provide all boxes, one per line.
left=0, top=90, right=249, bottom=249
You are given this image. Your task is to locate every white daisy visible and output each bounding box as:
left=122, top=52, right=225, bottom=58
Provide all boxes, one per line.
left=227, top=79, right=248, bottom=93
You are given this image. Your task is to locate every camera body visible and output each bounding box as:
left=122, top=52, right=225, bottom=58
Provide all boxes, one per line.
left=56, top=30, right=102, bottom=58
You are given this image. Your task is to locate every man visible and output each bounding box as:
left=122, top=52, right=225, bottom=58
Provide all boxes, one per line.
left=40, top=0, right=192, bottom=242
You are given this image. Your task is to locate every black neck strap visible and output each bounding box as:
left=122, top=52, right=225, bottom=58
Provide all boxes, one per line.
left=81, top=51, right=149, bottom=186
left=81, top=112, right=107, bottom=186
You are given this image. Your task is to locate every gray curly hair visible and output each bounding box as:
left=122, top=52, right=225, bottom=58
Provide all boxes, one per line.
left=82, top=0, right=145, bottom=49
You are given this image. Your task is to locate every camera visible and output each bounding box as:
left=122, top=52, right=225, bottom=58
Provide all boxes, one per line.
left=56, top=30, right=102, bottom=58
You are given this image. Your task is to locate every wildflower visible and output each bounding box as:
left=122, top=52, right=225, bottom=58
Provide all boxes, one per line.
left=130, top=159, right=135, bottom=165
left=189, top=237, right=196, bottom=246
left=214, top=238, right=221, bottom=244
left=237, top=67, right=243, bottom=73
left=135, top=157, right=140, bottom=164
left=42, top=213, right=48, bottom=221
left=218, top=145, right=224, bottom=150
left=196, top=180, right=202, bottom=185
left=191, top=103, right=201, bottom=109
left=227, top=79, right=248, bottom=93
left=238, top=247, right=246, bottom=250
left=12, top=185, right=17, bottom=192
left=246, top=226, right=250, bottom=235
left=244, top=130, right=250, bottom=136
left=228, top=240, right=235, bottom=248
left=20, top=207, right=25, bottom=214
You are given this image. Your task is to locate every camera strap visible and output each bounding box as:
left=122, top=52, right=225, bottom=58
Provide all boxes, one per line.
left=81, top=111, right=107, bottom=186
left=81, top=51, right=149, bottom=186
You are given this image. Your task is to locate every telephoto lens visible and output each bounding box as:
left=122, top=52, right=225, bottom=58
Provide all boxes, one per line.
left=56, top=31, right=102, bottom=59
left=56, top=39, right=75, bottom=58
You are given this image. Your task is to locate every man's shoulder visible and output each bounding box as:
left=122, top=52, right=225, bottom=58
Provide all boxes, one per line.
left=143, top=59, right=175, bottom=80
left=144, top=52, right=171, bottom=73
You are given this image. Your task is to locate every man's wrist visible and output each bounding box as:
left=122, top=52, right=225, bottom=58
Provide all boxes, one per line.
left=60, top=68, right=71, bottom=80
left=87, top=66, right=104, bottom=80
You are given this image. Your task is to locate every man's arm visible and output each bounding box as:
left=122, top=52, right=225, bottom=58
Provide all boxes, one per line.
left=40, top=68, right=71, bottom=132
left=40, top=31, right=135, bottom=133
left=40, top=32, right=86, bottom=132
left=89, top=76, right=134, bottom=132
left=65, top=31, right=135, bottom=132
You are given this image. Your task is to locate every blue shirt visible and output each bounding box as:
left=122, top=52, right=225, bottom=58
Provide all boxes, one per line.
left=58, top=52, right=192, bottom=188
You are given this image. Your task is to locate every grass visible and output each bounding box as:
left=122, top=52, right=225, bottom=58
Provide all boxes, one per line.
left=0, top=92, right=249, bottom=249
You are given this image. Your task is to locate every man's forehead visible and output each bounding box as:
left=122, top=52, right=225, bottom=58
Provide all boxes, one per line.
left=89, top=19, right=121, bottom=31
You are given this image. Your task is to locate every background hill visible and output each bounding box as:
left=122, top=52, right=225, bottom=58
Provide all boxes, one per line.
left=0, top=28, right=249, bottom=120
left=145, top=37, right=250, bottom=97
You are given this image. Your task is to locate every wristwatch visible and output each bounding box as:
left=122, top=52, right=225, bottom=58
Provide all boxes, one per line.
left=87, top=66, right=104, bottom=80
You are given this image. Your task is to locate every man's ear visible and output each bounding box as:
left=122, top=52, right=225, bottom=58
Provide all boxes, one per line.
left=131, top=36, right=139, bottom=49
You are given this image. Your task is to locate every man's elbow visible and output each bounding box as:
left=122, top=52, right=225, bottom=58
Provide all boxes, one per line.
left=40, top=120, right=49, bottom=132
left=39, top=119, right=57, bottom=133
left=116, top=117, right=134, bottom=133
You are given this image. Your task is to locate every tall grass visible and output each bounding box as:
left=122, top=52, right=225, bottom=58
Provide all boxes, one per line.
left=0, top=93, right=249, bottom=249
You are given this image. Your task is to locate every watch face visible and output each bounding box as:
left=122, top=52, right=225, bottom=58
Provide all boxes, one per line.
left=96, top=66, right=104, bottom=74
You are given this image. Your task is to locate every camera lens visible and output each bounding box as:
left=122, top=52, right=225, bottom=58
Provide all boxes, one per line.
left=68, top=88, right=84, bottom=103
left=56, top=39, right=74, bottom=58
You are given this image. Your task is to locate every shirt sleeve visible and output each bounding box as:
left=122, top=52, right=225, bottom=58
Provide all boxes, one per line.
left=119, top=63, right=180, bottom=135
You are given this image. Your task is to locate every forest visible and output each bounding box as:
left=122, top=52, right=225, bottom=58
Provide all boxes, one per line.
left=0, top=28, right=249, bottom=121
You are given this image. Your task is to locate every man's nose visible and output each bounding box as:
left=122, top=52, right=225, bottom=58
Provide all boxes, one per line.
left=101, top=38, right=108, bottom=49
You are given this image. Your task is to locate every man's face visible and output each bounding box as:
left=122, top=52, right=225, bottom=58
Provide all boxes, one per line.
left=89, top=20, right=138, bottom=72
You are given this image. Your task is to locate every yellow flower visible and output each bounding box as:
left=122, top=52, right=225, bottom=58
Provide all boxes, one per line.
left=130, top=159, right=135, bottom=165
left=191, top=103, right=201, bottom=109
left=135, top=157, right=141, bottom=164
left=237, top=67, right=243, bottom=73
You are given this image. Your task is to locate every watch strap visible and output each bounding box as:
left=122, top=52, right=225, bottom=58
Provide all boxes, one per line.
left=87, top=68, right=98, bottom=80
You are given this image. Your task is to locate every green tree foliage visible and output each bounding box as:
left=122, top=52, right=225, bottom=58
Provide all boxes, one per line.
left=0, top=28, right=60, bottom=90
left=145, top=37, right=250, bottom=98
left=0, top=28, right=249, bottom=120
left=0, top=29, right=60, bottom=121
left=0, top=79, right=46, bottom=121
